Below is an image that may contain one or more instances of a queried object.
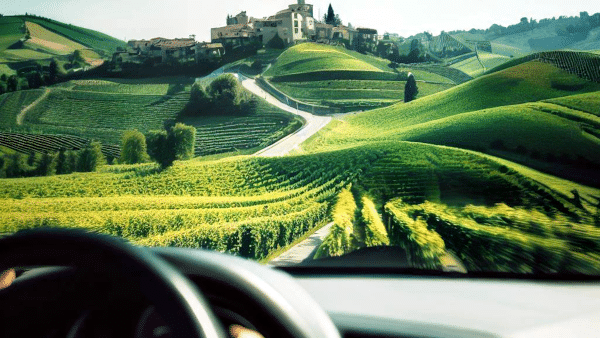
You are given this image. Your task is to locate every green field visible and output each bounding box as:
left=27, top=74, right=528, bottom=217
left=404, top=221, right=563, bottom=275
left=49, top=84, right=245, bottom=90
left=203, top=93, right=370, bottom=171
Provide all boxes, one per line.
left=0, top=77, right=301, bottom=158
left=451, top=52, right=511, bottom=77
left=262, top=43, right=456, bottom=112
left=0, top=17, right=25, bottom=52
left=16, top=15, right=126, bottom=54
left=302, top=61, right=600, bottom=186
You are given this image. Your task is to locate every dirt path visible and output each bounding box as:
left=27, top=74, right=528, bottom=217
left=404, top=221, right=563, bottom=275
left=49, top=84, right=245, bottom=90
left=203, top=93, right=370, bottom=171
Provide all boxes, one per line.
left=269, top=222, right=334, bottom=266
left=16, top=88, right=50, bottom=126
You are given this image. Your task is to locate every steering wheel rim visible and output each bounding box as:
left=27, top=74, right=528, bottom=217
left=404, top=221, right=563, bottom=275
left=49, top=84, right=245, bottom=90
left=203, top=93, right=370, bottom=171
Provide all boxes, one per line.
left=0, top=228, right=226, bottom=338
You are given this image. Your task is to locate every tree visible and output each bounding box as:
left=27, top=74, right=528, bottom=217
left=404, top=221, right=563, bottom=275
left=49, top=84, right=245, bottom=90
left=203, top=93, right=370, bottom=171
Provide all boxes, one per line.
left=325, top=4, right=335, bottom=25
left=77, top=141, right=105, bottom=172
left=5, top=153, right=25, bottom=178
left=35, top=152, right=56, bottom=176
left=266, top=33, right=285, bottom=49
left=7, top=75, right=18, bottom=92
left=55, top=148, right=70, bottom=175
left=404, top=72, right=418, bottom=103
left=48, top=59, right=58, bottom=85
left=147, top=123, right=196, bottom=168
left=208, top=74, right=243, bottom=115
left=170, top=123, right=196, bottom=160
left=120, top=130, right=148, bottom=164
left=146, top=130, right=176, bottom=169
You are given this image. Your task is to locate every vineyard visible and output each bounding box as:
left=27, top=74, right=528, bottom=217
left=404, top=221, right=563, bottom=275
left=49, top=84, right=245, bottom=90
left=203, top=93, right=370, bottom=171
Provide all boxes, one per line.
left=0, top=132, right=120, bottom=158
left=262, top=42, right=456, bottom=112
left=0, top=77, right=300, bottom=159
left=304, top=61, right=600, bottom=154
left=0, top=145, right=383, bottom=259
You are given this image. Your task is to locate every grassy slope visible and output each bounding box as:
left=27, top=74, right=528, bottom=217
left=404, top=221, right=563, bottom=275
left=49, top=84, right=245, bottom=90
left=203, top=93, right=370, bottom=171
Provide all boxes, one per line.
left=304, top=61, right=600, bottom=169
left=262, top=43, right=455, bottom=111
left=451, top=53, right=511, bottom=77
left=25, top=21, right=87, bottom=55
left=19, top=16, right=126, bottom=54
left=0, top=17, right=24, bottom=52
left=264, top=43, right=391, bottom=77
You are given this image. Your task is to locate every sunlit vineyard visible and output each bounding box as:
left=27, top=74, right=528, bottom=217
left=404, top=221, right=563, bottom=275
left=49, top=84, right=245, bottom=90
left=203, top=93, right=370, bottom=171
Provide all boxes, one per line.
left=0, top=132, right=120, bottom=158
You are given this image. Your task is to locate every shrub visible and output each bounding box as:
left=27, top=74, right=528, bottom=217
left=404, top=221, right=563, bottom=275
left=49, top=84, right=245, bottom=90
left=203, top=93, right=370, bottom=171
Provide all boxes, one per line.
left=120, top=130, right=148, bottom=164
left=146, top=130, right=175, bottom=169
left=77, top=141, right=105, bottom=172
left=170, top=123, right=196, bottom=160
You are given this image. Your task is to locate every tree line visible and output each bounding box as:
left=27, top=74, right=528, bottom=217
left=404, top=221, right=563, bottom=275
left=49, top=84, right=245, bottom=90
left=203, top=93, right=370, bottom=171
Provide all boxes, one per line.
left=0, top=141, right=104, bottom=179
left=0, top=122, right=196, bottom=179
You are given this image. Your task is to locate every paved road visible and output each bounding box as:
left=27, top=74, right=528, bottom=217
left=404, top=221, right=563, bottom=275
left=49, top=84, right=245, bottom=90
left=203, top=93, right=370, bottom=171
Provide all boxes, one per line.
left=196, top=69, right=331, bottom=157
left=269, top=222, right=334, bottom=266
left=241, top=78, right=331, bottom=157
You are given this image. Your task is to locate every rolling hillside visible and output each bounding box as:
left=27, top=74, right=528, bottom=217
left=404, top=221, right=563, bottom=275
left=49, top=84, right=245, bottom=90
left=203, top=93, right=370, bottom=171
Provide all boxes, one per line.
left=304, top=60, right=600, bottom=185
left=262, top=43, right=456, bottom=112
left=0, top=77, right=301, bottom=158
left=0, top=15, right=125, bottom=77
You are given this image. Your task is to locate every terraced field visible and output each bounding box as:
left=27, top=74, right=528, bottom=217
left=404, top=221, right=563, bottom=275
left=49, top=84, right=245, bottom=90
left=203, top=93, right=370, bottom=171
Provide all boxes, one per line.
left=263, top=43, right=457, bottom=112
left=0, top=132, right=120, bottom=158
left=0, top=78, right=300, bottom=159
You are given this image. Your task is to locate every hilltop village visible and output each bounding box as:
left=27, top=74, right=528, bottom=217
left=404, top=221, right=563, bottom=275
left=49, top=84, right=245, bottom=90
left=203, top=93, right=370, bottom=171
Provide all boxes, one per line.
left=118, top=1, right=379, bottom=65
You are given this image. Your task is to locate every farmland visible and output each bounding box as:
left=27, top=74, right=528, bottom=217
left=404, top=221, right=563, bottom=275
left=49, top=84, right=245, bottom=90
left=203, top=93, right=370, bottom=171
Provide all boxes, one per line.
left=263, top=43, right=457, bottom=112
left=2, top=138, right=597, bottom=272
left=0, top=77, right=301, bottom=158
left=2, top=29, right=600, bottom=274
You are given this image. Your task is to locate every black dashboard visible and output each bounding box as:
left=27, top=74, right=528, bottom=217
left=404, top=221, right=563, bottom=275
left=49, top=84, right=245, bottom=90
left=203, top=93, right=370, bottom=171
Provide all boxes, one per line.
left=2, top=246, right=600, bottom=338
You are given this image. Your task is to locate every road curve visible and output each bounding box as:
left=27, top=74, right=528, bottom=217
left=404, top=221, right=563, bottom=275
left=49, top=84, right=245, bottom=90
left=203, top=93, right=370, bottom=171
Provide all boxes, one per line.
left=240, top=78, right=331, bottom=157
left=196, top=69, right=332, bottom=157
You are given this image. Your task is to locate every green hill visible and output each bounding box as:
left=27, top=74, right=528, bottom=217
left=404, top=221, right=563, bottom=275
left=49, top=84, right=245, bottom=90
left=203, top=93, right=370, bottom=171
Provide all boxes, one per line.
left=16, top=15, right=126, bottom=55
left=303, top=60, right=600, bottom=185
left=0, top=77, right=301, bottom=158
left=262, top=43, right=455, bottom=112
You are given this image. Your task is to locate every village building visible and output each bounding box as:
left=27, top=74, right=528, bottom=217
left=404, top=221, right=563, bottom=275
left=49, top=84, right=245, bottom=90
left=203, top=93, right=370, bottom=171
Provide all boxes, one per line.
left=212, top=1, right=317, bottom=47
left=195, top=42, right=225, bottom=61
left=211, top=23, right=259, bottom=48
left=355, top=27, right=378, bottom=53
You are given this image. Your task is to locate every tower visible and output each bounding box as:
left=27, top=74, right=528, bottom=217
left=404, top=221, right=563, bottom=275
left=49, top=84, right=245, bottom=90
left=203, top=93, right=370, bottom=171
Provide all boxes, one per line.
left=298, top=0, right=305, bottom=4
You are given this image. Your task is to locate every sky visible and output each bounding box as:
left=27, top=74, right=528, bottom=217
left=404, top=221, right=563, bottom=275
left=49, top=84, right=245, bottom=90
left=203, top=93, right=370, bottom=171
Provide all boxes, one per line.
left=1, top=0, right=598, bottom=42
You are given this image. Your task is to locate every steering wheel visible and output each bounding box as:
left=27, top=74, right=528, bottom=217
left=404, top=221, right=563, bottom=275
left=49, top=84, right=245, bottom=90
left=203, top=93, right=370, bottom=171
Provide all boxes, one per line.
left=0, top=228, right=226, bottom=338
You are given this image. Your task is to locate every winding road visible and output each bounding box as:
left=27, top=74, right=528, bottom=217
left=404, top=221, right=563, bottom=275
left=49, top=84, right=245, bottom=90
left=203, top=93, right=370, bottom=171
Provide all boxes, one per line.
left=197, top=68, right=332, bottom=157
left=240, top=78, right=331, bottom=157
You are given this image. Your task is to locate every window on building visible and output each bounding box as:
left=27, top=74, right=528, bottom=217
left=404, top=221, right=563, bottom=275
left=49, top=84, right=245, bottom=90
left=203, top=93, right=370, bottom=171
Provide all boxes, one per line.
left=295, top=28, right=299, bottom=34
left=294, top=21, right=299, bottom=27
left=294, top=13, right=298, bottom=19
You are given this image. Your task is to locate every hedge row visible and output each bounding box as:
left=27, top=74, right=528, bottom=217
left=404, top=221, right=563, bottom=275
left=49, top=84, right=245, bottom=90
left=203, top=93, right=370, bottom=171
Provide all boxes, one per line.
left=360, top=197, right=390, bottom=247
left=410, top=203, right=600, bottom=274
left=135, top=202, right=328, bottom=260
left=269, top=70, right=401, bottom=83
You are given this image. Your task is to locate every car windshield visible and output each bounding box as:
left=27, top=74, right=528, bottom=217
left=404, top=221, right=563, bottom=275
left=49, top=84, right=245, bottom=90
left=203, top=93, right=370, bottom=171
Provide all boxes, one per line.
left=1, top=0, right=599, bottom=276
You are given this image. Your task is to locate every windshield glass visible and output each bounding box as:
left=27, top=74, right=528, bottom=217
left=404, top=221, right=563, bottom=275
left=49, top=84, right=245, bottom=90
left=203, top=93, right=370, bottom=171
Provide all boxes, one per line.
left=1, top=1, right=599, bottom=275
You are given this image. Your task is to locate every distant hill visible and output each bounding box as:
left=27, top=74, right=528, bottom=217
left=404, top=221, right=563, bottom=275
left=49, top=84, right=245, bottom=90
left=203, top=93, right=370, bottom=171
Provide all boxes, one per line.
left=0, top=15, right=126, bottom=78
